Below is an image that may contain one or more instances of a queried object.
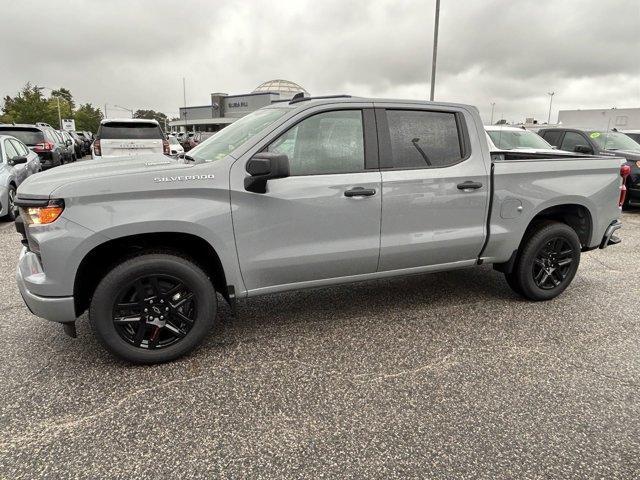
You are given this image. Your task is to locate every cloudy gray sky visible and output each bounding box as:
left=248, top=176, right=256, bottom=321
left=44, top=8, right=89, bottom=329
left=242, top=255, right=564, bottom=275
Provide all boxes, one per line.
left=1, top=0, right=639, bottom=123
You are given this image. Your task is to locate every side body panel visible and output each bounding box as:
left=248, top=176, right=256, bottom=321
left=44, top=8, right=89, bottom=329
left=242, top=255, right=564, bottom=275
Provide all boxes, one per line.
left=483, top=156, right=624, bottom=263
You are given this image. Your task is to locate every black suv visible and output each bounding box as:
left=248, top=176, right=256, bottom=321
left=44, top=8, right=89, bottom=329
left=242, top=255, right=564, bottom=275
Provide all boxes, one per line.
left=538, top=127, right=640, bottom=207
left=0, top=124, right=67, bottom=170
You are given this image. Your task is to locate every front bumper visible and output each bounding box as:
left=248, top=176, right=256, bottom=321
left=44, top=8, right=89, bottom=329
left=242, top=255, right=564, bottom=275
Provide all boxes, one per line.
left=15, top=247, right=76, bottom=323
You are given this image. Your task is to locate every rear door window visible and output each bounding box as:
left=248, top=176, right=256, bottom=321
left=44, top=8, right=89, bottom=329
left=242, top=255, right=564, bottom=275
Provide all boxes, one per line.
left=0, top=128, right=44, bottom=146
left=540, top=130, right=563, bottom=147
left=385, top=110, right=463, bottom=168
left=98, top=122, right=163, bottom=140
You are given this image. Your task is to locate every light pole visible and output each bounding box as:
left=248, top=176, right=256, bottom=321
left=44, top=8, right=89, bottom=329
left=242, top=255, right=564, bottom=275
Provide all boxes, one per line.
left=429, top=0, right=441, bottom=101
left=547, top=91, right=555, bottom=124
left=114, top=105, right=134, bottom=118
left=490, top=102, right=496, bottom=124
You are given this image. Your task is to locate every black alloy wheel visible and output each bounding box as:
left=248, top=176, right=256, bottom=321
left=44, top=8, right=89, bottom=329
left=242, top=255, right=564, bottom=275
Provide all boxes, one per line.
left=531, top=237, right=575, bottom=290
left=90, top=253, right=217, bottom=363
left=113, top=274, right=197, bottom=350
left=504, top=221, right=581, bottom=301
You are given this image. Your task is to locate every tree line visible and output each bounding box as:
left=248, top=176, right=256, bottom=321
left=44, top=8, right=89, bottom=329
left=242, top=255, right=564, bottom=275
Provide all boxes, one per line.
left=1, top=83, right=173, bottom=133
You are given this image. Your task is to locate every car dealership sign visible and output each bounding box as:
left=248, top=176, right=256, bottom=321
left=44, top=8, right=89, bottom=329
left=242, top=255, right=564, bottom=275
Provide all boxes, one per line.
left=62, top=119, right=76, bottom=131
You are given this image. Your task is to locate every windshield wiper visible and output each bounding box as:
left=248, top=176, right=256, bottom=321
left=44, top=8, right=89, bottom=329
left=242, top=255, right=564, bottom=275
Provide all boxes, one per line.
left=184, top=154, right=196, bottom=162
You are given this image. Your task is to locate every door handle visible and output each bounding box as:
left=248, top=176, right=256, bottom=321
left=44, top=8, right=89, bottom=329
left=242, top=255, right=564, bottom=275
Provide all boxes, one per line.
left=457, top=181, right=483, bottom=190
left=344, top=187, right=376, bottom=197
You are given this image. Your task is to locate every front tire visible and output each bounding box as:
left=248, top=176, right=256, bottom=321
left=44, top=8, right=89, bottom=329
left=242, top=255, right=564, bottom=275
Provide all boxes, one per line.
left=89, top=253, right=217, bottom=364
left=506, top=222, right=581, bottom=301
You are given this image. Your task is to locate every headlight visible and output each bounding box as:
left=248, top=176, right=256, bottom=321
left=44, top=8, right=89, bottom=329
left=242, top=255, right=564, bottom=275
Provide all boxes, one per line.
left=21, top=199, right=65, bottom=226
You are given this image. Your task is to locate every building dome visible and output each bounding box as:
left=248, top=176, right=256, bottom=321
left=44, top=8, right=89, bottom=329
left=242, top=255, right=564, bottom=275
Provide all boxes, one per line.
left=253, top=79, right=308, bottom=99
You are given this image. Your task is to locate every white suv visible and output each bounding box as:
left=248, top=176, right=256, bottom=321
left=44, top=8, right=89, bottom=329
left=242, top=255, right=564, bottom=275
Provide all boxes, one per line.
left=92, top=119, right=169, bottom=159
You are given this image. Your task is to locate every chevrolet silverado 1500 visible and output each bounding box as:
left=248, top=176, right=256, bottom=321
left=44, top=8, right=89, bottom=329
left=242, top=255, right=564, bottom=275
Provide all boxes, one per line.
left=14, top=96, right=628, bottom=363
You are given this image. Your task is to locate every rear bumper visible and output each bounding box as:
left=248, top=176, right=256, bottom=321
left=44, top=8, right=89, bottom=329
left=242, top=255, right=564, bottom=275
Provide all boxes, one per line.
left=15, top=247, right=76, bottom=323
left=627, top=186, right=640, bottom=206
left=600, top=220, right=622, bottom=249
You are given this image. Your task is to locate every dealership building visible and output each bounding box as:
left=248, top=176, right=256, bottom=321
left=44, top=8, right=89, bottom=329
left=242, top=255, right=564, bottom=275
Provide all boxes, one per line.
left=168, top=79, right=308, bottom=133
left=558, top=107, right=640, bottom=130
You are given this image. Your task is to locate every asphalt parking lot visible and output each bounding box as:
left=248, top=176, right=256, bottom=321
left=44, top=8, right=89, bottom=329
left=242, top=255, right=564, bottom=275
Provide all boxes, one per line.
left=0, top=209, right=638, bottom=479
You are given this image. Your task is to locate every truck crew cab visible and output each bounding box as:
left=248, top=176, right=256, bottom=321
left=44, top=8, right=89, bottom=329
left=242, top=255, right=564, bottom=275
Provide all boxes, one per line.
left=14, top=96, right=627, bottom=363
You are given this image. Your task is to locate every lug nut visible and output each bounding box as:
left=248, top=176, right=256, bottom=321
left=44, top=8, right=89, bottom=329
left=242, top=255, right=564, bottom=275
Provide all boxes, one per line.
left=160, top=316, right=164, bottom=320
left=144, top=308, right=148, bottom=312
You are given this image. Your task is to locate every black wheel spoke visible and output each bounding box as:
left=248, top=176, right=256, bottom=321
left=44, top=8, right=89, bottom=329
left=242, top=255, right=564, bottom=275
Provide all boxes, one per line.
left=172, top=293, right=194, bottom=309
left=557, top=258, right=573, bottom=267
left=133, top=321, right=147, bottom=346
left=164, top=321, right=187, bottom=338
left=173, top=309, right=195, bottom=325
left=114, top=315, right=142, bottom=324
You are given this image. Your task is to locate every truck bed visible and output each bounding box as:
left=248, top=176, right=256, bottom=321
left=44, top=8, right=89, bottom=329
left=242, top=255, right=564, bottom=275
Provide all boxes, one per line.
left=481, top=152, right=624, bottom=264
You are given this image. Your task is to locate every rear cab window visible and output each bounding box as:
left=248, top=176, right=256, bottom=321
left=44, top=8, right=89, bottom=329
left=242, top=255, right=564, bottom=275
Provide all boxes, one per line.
left=380, top=109, right=465, bottom=169
left=98, top=122, right=163, bottom=140
left=0, top=127, right=44, bottom=146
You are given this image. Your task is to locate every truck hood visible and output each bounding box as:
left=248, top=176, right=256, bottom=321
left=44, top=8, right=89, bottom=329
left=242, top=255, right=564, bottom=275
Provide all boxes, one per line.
left=16, top=154, right=192, bottom=198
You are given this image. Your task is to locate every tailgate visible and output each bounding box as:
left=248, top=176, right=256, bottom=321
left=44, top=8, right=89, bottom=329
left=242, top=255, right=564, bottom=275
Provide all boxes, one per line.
left=100, top=139, right=163, bottom=157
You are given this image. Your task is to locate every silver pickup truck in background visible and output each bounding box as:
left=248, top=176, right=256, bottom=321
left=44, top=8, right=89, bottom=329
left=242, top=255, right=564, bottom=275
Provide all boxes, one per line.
left=13, top=96, right=627, bottom=363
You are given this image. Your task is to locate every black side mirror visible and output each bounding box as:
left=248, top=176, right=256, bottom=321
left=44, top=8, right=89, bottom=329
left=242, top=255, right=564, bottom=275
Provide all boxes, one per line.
left=574, top=145, right=593, bottom=154
left=244, top=152, right=290, bottom=193
left=10, top=155, right=28, bottom=165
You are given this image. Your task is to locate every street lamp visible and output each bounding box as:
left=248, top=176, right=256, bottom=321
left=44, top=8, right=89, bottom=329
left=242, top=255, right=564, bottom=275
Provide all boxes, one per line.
left=38, top=86, right=63, bottom=130
left=547, top=92, right=555, bottom=124
left=429, top=0, right=441, bottom=101
left=113, top=104, right=134, bottom=118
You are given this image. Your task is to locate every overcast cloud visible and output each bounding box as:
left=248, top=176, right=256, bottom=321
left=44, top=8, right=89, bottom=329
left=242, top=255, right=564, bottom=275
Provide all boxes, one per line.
left=1, top=0, right=639, bottom=123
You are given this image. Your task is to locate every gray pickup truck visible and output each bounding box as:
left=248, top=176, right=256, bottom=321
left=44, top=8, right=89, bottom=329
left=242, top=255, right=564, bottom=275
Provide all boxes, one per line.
left=14, top=96, right=627, bottom=363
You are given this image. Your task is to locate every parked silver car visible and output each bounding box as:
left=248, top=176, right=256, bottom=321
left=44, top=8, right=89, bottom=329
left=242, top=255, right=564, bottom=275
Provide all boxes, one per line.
left=0, top=135, right=40, bottom=220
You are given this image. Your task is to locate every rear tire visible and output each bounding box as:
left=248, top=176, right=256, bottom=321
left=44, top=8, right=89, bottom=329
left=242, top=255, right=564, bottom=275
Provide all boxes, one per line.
left=506, top=222, right=581, bottom=301
left=89, top=253, right=217, bottom=364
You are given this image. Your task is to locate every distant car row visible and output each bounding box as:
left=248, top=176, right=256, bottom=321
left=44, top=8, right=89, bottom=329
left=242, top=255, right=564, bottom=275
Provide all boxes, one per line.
left=0, top=123, right=94, bottom=169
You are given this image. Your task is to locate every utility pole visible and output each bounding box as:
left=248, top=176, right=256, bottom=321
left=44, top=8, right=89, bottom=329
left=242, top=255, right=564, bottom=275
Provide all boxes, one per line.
left=547, top=91, right=555, bottom=124
left=55, top=95, right=62, bottom=130
left=182, top=77, right=188, bottom=132
left=429, top=0, right=440, bottom=101
left=104, top=104, right=108, bottom=119
left=490, top=102, right=496, bottom=124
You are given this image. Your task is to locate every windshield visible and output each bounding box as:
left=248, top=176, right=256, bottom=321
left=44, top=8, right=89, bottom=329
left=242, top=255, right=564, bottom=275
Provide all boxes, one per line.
left=188, top=108, right=289, bottom=162
left=487, top=129, right=552, bottom=150
left=623, top=132, right=640, bottom=144
left=168, top=136, right=180, bottom=145
left=589, top=131, right=640, bottom=152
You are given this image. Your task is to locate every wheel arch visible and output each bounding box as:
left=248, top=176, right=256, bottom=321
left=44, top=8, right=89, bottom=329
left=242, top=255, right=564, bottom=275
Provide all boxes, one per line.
left=73, top=231, right=230, bottom=317
left=526, top=202, right=593, bottom=248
